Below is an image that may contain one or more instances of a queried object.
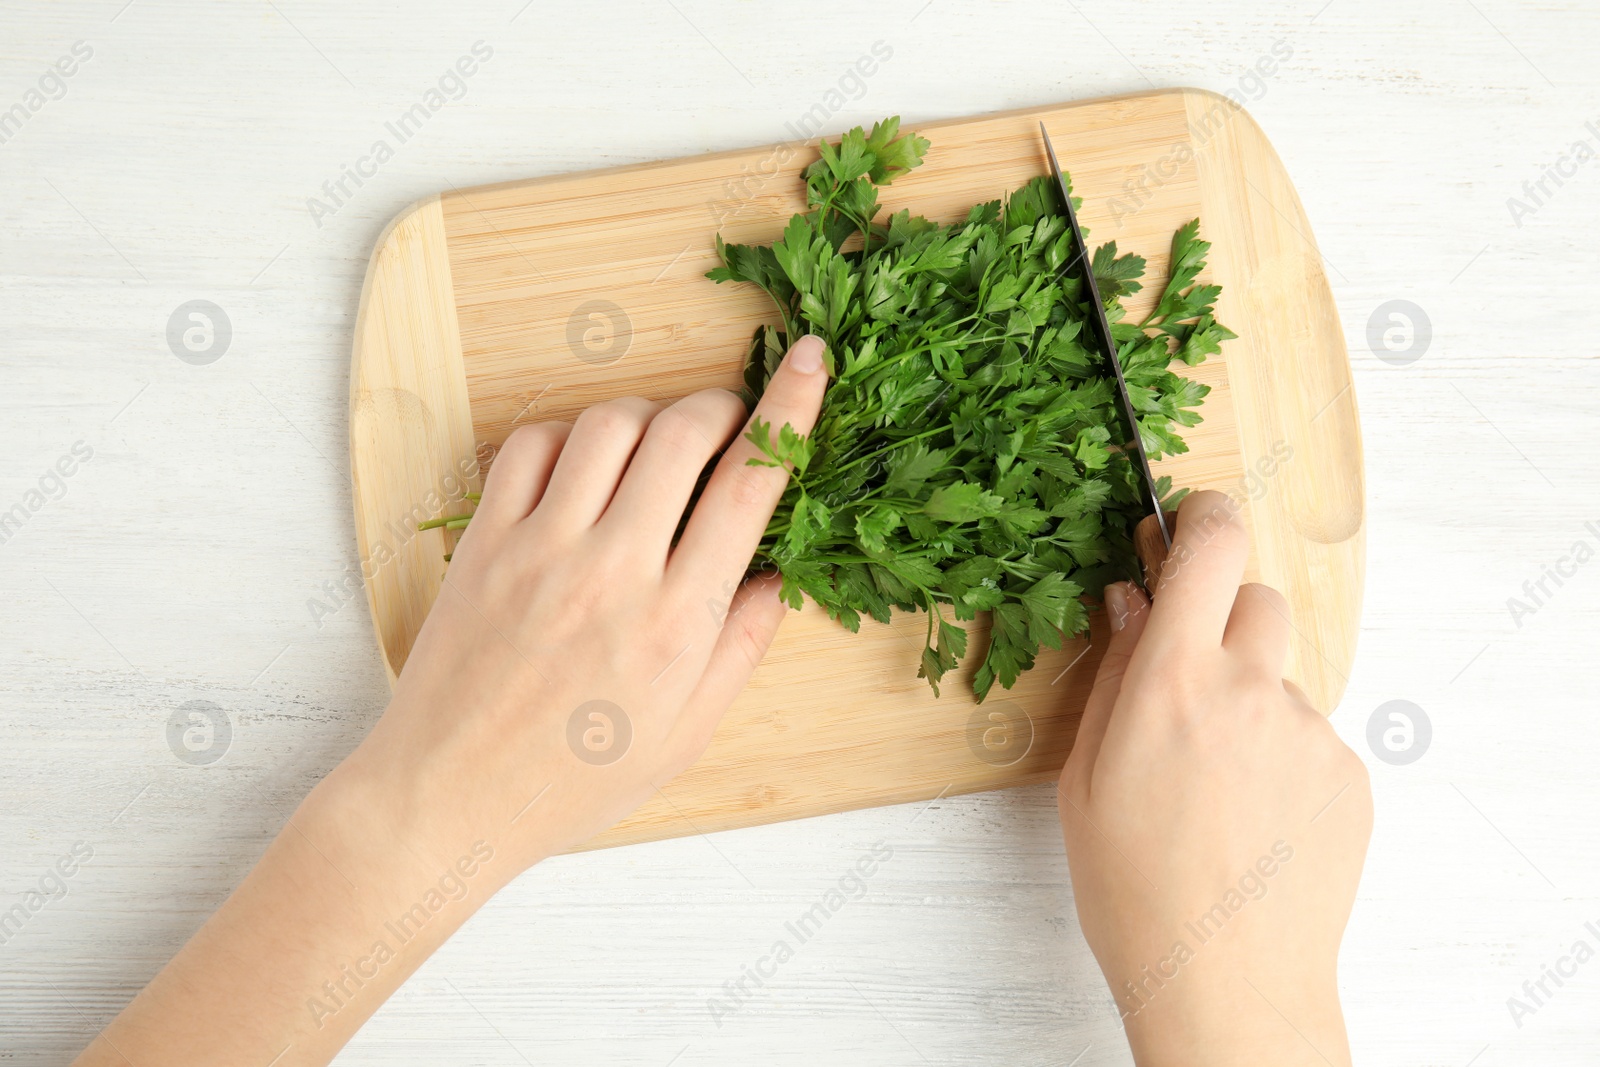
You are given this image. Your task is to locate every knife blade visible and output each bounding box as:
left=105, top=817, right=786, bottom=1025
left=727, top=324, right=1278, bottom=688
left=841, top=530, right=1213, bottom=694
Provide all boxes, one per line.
left=1039, top=121, right=1174, bottom=577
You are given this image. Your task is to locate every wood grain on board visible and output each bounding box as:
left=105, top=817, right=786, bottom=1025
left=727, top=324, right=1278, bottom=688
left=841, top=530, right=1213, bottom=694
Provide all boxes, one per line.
left=348, top=88, right=1364, bottom=851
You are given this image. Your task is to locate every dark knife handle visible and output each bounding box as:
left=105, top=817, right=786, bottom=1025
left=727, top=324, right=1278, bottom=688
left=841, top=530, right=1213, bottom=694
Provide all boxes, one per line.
left=1134, top=511, right=1178, bottom=596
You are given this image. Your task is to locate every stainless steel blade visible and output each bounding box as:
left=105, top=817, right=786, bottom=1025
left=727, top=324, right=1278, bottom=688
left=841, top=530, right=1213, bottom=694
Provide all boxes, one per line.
left=1039, top=121, right=1172, bottom=551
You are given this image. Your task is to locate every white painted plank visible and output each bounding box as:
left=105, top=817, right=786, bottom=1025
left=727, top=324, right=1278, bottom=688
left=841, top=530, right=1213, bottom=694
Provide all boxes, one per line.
left=2, top=0, right=1597, bottom=1063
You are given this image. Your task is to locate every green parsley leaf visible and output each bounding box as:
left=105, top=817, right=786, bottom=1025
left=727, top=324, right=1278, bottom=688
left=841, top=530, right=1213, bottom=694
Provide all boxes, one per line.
left=431, top=117, right=1233, bottom=703
left=709, top=118, right=1231, bottom=699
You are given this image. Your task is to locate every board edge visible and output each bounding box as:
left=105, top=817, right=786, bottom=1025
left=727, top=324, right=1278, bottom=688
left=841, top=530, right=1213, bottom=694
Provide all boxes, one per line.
left=1181, top=87, right=1366, bottom=714
left=349, top=195, right=479, bottom=687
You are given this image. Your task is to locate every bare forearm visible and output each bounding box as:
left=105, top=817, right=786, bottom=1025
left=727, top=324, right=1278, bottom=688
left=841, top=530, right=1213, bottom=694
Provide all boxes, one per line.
left=1058, top=495, right=1369, bottom=1067
left=74, top=759, right=505, bottom=1067
left=71, top=340, right=829, bottom=1065
left=1122, top=973, right=1351, bottom=1067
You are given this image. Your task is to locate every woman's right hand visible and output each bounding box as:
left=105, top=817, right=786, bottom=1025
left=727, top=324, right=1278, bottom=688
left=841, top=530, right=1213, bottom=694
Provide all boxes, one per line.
left=1058, top=490, right=1373, bottom=1066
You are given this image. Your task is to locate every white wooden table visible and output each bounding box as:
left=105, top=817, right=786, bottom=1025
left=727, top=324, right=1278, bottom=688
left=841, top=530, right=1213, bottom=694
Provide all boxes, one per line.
left=3, top=1, right=1597, bottom=1063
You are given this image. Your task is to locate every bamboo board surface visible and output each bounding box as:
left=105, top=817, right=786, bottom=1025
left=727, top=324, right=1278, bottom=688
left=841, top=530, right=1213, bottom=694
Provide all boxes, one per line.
left=349, top=89, right=1364, bottom=851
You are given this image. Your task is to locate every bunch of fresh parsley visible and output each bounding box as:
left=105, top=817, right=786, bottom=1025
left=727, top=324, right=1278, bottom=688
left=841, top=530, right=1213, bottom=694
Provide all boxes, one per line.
left=708, top=117, right=1231, bottom=701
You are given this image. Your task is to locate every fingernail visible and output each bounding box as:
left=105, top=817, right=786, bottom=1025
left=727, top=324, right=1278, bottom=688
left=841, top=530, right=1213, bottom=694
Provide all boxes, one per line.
left=788, top=335, right=825, bottom=374
left=1104, top=582, right=1129, bottom=632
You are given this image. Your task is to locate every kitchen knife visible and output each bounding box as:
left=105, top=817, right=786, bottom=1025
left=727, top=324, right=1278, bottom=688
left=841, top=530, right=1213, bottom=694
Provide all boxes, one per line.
left=1039, top=121, right=1174, bottom=590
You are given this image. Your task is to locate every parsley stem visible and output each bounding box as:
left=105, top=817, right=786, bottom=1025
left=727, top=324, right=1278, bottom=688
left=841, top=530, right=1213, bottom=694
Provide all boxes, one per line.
left=418, top=514, right=473, bottom=531
left=828, top=424, right=950, bottom=477
left=837, top=322, right=1017, bottom=390
left=705, top=120, right=1222, bottom=699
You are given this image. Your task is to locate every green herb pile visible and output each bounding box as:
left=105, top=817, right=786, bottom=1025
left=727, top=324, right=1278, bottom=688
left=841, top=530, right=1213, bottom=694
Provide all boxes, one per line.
left=710, top=117, right=1231, bottom=701
left=422, top=117, right=1230, bottom=701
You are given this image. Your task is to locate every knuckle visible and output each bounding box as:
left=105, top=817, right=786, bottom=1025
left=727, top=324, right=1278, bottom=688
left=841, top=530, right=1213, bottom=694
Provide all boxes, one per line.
left=727, top=465, right=772, bottom=509
left=684, top=386, right=745, bottom=416
left=1322, top=741, right=1375, bottom=827
left=664, top=718, right=717, bottom=778
left=1054, top=773, right=1081, bottom=809
left=1211, top=513, right=1251, bottom=555
left=578, top=397, right=655, bottom=439
left=709, top=389, right=752, bottom=429
left=501, top=421, right=568, bottom=458
left=573, top=404, right=626, bottom=438
left=618, top=395, right=663, bottom=420
left=673, top=389, right=747, bottom=442
left=1090, top=649, right=1133, bottom=690
left=1352, top=755, right=1373, bottom=796
left=1239, top=582, right=1289, bottom=617
left=501, top=424, right=540, bottom=454
left=1145, top=658, right=1211, bottom=726
left=1179, top=489, right=1248, bottom=550
left=1180, top=487, right=1240, bottom=519
left=732, top=609, right=772, bottom=667
left=1333, top=736, right=1372, bottom=785
left=651, top=406, right=713, bottom=457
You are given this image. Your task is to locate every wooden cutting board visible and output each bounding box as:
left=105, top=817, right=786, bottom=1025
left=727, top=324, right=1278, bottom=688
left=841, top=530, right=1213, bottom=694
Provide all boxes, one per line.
left=348, top=89, right=1364, bottom=851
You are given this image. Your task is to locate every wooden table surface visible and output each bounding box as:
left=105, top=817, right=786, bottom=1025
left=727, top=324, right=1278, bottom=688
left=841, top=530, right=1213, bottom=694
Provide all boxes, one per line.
left=2, top=2, right=1596, bottom=1063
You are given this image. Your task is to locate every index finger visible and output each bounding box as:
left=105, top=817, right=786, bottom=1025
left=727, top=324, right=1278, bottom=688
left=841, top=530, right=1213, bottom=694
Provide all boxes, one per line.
left=1141, top=489, right=1251, bottom=652
left=669, top=335, right=828, bottom=590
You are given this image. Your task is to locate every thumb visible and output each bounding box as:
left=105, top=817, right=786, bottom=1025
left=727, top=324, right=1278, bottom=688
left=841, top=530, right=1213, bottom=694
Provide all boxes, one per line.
left=1064, top=581, right=1150, bottom=781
